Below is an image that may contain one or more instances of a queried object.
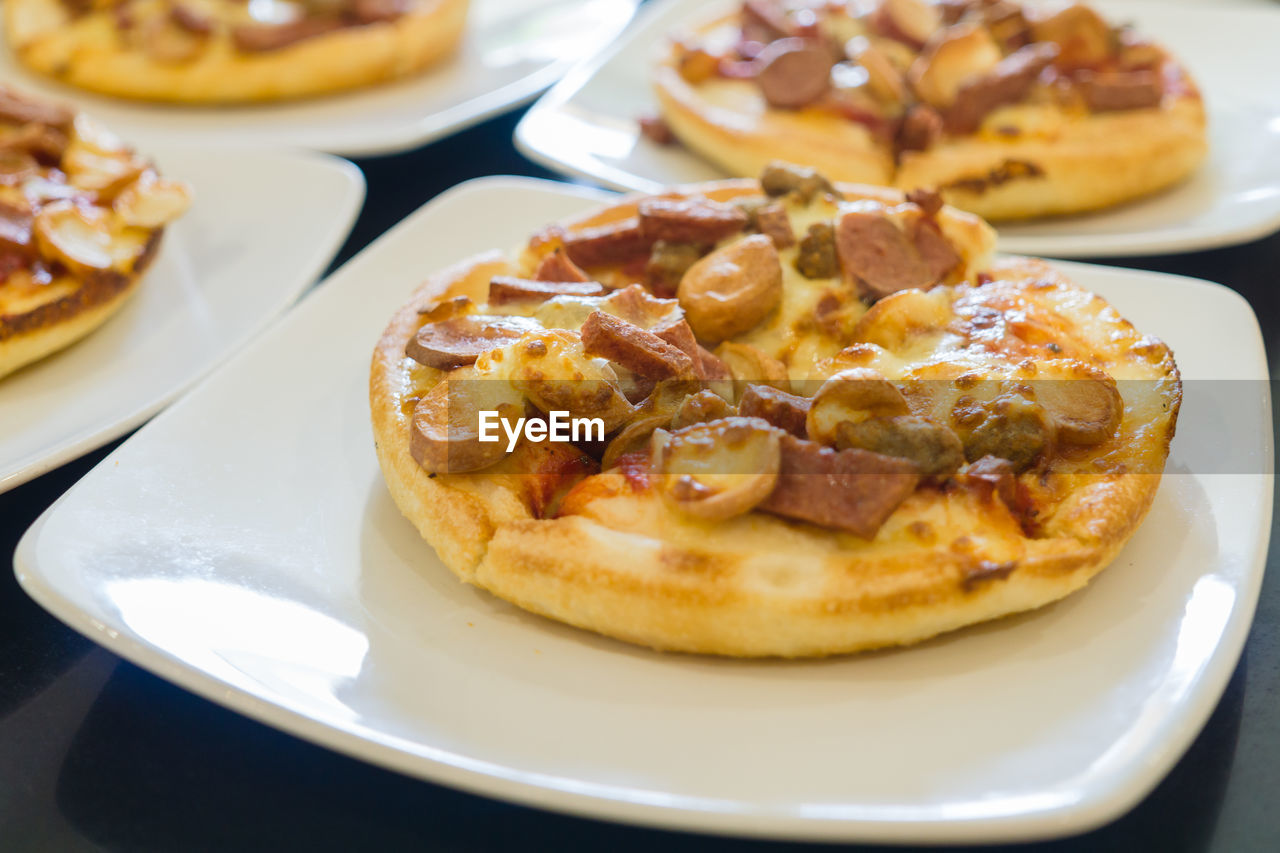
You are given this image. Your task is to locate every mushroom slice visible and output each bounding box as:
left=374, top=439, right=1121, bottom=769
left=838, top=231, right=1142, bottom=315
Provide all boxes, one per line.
left=114, top=171, right=192, bottom=228
left=507, top=329, right=634, bottom=433
left=409, top=367, right=526, bottom=474
left=806, top=368, right=910, bottom=445
left=677, top=234, right=783, bottom=342
left=33, top=201, right=121, bottom=275
left=651, top=417, right=782, bottom=521
left=715, top=341, right=791, bottom=396
left=1033, top=374, right=1122, bottom=445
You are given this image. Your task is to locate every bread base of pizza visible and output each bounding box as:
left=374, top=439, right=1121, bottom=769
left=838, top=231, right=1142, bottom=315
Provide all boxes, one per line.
left=5, top=0, right=468, bottom=104
left=652, top=2, right=1207, bottom=221
left=370, top=171, right=1179, bottom=657
left=0, top=87, right=189, bottom=379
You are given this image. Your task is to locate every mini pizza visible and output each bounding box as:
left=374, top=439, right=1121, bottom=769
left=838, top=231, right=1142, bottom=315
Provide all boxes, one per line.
left=4, top=0, right=469, bottom=104
left=0, top=87, right=190, bottom=379
left=370, top=163, right=1181, bottom=657
left=651, top=0, right=1207, bottom=220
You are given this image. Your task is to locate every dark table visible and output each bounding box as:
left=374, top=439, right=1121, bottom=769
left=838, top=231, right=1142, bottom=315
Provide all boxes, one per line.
left=2, top=106, right=1278, bottom=852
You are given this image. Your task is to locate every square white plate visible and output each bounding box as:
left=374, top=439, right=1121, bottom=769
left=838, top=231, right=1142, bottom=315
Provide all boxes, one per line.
left=0, top=0, right=638, bottom=157
left=0, top=145, right=364, bottom=493
left=515, top=0, right=1280, bottom=257
left=15, top=178, right=1272, bottom=844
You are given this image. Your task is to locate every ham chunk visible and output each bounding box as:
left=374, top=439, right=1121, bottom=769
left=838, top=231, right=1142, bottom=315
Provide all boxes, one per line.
left=760, top=434, right=919, bottom=538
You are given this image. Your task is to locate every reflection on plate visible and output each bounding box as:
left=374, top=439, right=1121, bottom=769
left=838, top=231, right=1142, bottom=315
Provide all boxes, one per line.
left=0, top=146, right=364, bottom=493
left=0, top=0, right=638, bottom=156
left=516, top=0, right=1280, bottom=257
left=16, top=178, right=1272, bottom=844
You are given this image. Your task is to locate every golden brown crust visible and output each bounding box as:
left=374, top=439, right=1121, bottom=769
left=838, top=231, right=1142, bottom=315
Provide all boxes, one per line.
left=5, top=0, right=468, bottom=104
left=369, top=187, right=1180, bottom=657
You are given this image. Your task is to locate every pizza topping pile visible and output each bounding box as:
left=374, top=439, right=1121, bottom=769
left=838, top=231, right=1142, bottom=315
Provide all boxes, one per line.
left=401, top=165, right=1127, bottom=539
left=54, top=0, right=412, bottom=60
left=0, top=87, right=190, bottom=294
left=669, top=0, right=1176, bottom=151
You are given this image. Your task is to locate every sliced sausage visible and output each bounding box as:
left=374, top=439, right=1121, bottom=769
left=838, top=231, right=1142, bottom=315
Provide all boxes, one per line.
left=488, top=276, right=605, bottom=305
left=352, top=0, right=409, bottom=24
left=533, top=250, right=589, bottom=282
left=1077, top=70, right=1163, bottom=112
left=753, top=202, right=795, bottom=248
left=835, top=208, right=934, bottom=299
left=1033, top=376, right=1122, bottom=445
left=739, top=384, right=810, bottom=437
left=906, top=187, right=945, bottom=217
left=697, top=346, right=733, bottom=381
left=0, top=87, right=73, bottom=129
left=678, top=234, right=783, bottom=342
left=756, top=39, right=833, bottom=109
left=898, top=103, right=943, bottom=153
left=944, top=42, right=1059, bottom=134
left=760, top=434, right=920, bottom=538
left=581, top=310, right=696, bottom=380
left=638, top=197, right=748, bottom=244
left=406, top=314, right=541, bottom=369
left=908, top=216, right=961, bottom=283
left=637, top=114, right=677, bottom=145
left=561, top=218, right=655, bottom=268
left=409, top=375, right=525, bottom=474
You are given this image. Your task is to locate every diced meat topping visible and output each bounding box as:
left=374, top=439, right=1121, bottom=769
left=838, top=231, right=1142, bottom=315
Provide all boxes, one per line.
left=738, top=384, right=810, bottom=437
left=753, top=202, right=795, bottom=248
left=534, top=250, right=590, bottom=283
left=795, top=222, right=839, bottom=279
left=756, top=38, right=833, bottom=109
left=560, top=218, right=655, bottom=268
left=580, top=311, right=696, bottom=380
left=1076, top=70, right=1163, bottom=112
left=944, top=42, right=1059, bottom=134
left=760, top=434, right=920, bottom=539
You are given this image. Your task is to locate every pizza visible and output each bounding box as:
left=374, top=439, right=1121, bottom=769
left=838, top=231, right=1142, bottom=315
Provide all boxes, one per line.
left=649, top=0, right=1207, bottom=221
left=0, top=87, right=190, bottom=379
left=369, top=163, right=1181, bottom=657
left=4, top=0, right=468, bottom=104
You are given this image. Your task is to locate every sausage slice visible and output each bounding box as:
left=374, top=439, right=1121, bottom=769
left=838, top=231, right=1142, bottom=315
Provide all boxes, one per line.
left=488, top=276, right=606, bottom=305
left=760, top=434, right=920, bottom=538
left=756, top=39, right=833, bottom=109
left=561, top=218, right=655, bottom=268
left=406, top=314, right=540, bottom=369
left=533, top=250, right=590, bottom=282
left=836, top=208, right=933, bottom=299
left=580, top=310, right=696, bottom=380
left=638, top=197, right=748, bottom=245
left=739, top=384, right=810, bottom=437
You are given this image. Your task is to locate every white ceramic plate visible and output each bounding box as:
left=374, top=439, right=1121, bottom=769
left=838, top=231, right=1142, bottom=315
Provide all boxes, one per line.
left=515, top=0, right=1280, bottom=257
left=0, top=0, right=638, bottom=157
left=0, top=146, right=364, bottom=493
left=15, top=178, right=1272, bottom=844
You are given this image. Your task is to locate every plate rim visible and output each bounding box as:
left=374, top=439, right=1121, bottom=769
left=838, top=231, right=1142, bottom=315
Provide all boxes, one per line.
left=14, top=175, right=1275, bottom=843
left=0, top=145, right=366, bottom=494
left=514, top=0, right=1280, bottom=258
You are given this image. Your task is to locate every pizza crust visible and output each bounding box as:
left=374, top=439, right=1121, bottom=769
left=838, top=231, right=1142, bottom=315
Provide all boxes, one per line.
left=370, top=185, right=1180, bottom=657
left=5, top=0, right=468, bottom=104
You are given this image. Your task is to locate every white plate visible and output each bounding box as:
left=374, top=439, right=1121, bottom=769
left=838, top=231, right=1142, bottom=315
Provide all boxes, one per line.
left=0, top=146, right=364, bottom=493
left=0, top=0, right=638, bottom=157
left=15, top=178, right=1272, bottom=844
left=516, top=0, right=1280, bottom=257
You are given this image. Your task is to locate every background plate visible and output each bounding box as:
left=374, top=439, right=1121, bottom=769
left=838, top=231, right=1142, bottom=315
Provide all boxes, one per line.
left=15, top=178, right=1273, bottom=844
left=0, top=0, right=638, bottom=157
left=515, top=0, right=1280, bottom=257
left=0, top=146, right=364, bottom=493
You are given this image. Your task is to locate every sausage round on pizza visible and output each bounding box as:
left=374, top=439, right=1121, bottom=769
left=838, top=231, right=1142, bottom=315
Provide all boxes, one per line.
left=370, top=163, right=1181, bottom=657
left=651, top=0, right=1206, bottom=221
left=0, top=87, right=190, bottom=378
left=4, top=0, right=468, bottom=103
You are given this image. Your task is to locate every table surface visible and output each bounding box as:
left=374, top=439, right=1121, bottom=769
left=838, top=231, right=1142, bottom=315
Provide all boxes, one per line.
left=2, top=105, right=1279, bottom=852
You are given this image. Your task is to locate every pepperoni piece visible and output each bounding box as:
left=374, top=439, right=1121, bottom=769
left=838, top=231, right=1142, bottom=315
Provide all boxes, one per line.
left=405, top=314, right=540, bottom=369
